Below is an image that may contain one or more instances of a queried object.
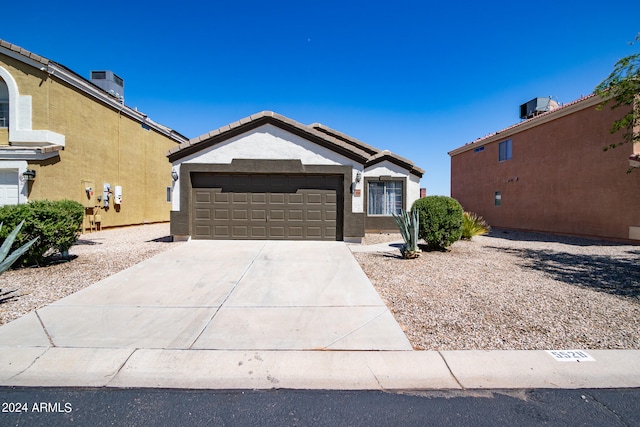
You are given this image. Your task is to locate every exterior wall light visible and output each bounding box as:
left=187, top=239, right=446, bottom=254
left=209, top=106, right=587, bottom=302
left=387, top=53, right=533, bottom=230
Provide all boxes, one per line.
left=22, top=169, right=36, bottom=181
left=171, top=169, right=179, bottom=182
left=355, top=171, right=362, bottom=183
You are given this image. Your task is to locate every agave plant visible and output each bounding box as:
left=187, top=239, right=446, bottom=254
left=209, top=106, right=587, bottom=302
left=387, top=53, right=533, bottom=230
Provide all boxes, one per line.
left=392, top=209, right=421, bottom=259
left=0, top=220, right=39, bottom=304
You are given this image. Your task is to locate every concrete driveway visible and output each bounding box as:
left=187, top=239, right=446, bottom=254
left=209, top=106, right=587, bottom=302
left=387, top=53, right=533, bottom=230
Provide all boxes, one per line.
left=0, top=240, right=411, bottom=351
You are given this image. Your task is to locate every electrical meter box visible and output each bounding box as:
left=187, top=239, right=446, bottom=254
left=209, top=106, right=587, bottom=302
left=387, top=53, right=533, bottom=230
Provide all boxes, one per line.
left=81, top=180, right=95, bottom=207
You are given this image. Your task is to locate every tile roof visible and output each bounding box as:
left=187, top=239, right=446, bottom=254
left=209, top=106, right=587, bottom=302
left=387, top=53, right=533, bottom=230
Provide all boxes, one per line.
left=167, top=111, right=424, bottom=177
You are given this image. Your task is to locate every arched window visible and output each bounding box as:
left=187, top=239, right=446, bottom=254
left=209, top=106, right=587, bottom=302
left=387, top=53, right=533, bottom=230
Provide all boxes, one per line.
left=0, top=78, right=8, bottom=128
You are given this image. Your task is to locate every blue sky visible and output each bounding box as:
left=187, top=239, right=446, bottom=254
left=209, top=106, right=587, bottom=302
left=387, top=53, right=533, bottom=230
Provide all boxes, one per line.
left=3, top=1, right=639, bottom=195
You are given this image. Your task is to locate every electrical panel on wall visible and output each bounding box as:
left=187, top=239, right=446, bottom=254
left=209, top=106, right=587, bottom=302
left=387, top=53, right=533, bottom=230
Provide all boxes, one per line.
left=81, top=180, right=95, bottom=207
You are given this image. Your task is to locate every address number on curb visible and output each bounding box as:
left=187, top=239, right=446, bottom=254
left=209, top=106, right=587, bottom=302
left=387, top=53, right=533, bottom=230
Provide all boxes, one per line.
left=546, top=350, right=595, bottom=362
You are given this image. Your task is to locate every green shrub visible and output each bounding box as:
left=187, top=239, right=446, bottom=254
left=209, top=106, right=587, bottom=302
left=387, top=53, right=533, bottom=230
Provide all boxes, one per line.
left=461, top=211, right=490, bottom=240
left=411, top=196, right=464, bottom=250
left=0, top=200, right=84, bottom=266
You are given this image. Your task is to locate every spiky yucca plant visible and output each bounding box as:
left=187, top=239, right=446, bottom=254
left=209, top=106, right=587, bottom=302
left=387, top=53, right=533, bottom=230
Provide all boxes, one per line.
left=392, top=209, right=421, bottom=259
left=0, top=220, right=39, bottom=304
left=461, top=211, right=490, bottom=240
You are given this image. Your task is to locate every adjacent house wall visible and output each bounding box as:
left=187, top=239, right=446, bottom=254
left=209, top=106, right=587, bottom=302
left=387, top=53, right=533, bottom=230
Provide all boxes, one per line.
left=450, top=97, right=640, bottom=242
left=0, top=53, right=179, bottom=228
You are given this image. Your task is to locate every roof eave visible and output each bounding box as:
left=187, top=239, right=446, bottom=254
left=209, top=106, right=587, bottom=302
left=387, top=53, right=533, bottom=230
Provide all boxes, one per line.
left=167, top=112, right=371, bottom=164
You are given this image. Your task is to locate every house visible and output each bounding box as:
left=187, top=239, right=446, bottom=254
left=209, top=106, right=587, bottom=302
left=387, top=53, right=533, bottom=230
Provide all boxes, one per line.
left=167, top=111, right=424, bottom=241
left=449, top=94, right=640, bottom=242
left=0, top=39, right=187, bottom=230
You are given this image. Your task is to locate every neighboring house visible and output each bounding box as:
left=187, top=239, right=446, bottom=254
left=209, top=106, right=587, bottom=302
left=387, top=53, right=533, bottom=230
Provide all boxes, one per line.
left=167, top=111, right=424, bottom=241
left=449, top=94, right=640, bottom=242
left=0, top=39, right=187, bottom=229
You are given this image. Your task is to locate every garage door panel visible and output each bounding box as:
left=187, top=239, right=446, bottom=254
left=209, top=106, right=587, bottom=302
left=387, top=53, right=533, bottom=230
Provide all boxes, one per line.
left=270, top=194, right=285, bottom=204
left=195, top=225, right=211, bottom=238
left=288, top=194, right=303, bottom=204
left=289, top=210, right=303, bottom=221
left=233, top=226, right=249, bottom=237
left=251, top=209, right=267, bottom=220
left=195, top=191, right=211, bottom=204
left=233, top=209, right=248, bottom=220
left=191, top=174, right=341, bottom=240
left=233, top=193, right=248, bottom=203
left=213, top=226, right=229, bottom=237
left=214, top=209, right=229, bottom=220
left=270, top=210, right=285, bottom=221
left=214, top=193, right=229, bottom=203
left=195, top=209, right=211, bottom=220
left=252, top=193, right=266, bottom=204
left=307, top=210, right=322, bottom=221
left=270, top=227, right=285, bottom=237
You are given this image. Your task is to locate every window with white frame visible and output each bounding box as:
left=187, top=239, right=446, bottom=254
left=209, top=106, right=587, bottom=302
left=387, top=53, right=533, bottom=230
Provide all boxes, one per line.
left=498, top=139, right=512, bottom=161
left=0, top=79, right=8, bottom=128
left=368, top=181, right=403, bottom=215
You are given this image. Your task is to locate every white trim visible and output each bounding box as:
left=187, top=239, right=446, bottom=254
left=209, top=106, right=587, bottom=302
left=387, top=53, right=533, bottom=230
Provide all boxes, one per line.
left=0, top=160, right=29, bottom=204
left=0, top=65, right=66, bottom=147
left=0, top=148, right=60, bottom=160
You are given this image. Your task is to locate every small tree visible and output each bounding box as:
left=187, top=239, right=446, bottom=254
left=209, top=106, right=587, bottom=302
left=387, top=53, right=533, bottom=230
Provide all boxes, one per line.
left=411, top=196, right=463, bottom=250
left=595, top=32, right=640, bottom=171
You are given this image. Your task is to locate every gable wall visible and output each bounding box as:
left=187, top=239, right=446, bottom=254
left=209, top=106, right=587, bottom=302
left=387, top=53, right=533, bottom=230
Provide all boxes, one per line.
left=173, top=124, right=364, bottom=213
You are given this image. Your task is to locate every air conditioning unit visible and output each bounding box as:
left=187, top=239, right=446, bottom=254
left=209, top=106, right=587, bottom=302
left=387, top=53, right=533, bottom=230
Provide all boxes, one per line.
left=519, top=97, right=558, bottom=119
left=90, top=70, right=124, bottom=101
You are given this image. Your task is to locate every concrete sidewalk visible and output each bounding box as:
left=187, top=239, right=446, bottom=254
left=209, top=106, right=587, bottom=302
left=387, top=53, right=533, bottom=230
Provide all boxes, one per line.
left=0, top=240, right=639, bottom=390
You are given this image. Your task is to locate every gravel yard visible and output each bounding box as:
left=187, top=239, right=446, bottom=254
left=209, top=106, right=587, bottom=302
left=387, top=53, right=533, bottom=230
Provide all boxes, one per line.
left=354, top=230, right=640, bottom=350
left=1, top=224, right=639, bottom=351
left=0, top=223, right=183, bottom=326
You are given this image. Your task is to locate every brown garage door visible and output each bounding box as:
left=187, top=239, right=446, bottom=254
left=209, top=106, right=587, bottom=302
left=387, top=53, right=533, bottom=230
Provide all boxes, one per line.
left=191, top=174, right=342, bottom=240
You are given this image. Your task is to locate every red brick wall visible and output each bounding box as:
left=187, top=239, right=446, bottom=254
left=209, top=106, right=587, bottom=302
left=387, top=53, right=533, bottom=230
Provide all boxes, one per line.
left=450, top=101, right=640, bottom=241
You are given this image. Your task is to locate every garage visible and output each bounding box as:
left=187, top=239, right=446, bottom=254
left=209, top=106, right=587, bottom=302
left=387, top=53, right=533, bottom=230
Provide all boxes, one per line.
left=167, top=111, right=423, bottom=242
left=191, top=173, right=342, bottom=240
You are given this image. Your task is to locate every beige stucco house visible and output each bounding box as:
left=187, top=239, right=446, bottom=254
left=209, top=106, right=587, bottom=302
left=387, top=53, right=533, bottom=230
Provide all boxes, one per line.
left=0, top=39, right=187, bottom=230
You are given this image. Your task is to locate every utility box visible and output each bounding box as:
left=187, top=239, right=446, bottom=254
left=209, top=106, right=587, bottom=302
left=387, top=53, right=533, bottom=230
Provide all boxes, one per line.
left=114, top=185, right=122, bottom=205
left=81, top=180, right=95, bottom=207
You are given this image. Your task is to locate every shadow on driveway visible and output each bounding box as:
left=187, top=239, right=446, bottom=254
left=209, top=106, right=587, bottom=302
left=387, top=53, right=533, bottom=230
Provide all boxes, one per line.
left=489, top=246, right=640, bottom=298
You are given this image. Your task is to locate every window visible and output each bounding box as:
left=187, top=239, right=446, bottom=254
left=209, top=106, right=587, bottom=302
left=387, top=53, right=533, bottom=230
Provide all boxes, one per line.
left=495, top=191, right=502, bottom=207
left=474, top=146, right=485, bottom=153
left=0, top=79, right=8, bottom=128
left=498, top=139, right=512, bottom=161
left=368, top=181, right=403, bottom=215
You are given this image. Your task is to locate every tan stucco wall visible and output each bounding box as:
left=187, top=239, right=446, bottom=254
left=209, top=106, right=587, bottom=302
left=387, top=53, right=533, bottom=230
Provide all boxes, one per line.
left=1, top=54, right=177, bottom=228
left=0, top=128, right=7, bottom=145
left=450, top=101, right=640, bottom=242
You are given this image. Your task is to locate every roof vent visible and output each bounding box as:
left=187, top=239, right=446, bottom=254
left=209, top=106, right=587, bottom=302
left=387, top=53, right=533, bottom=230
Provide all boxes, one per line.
left=90, top=70, right=124, bottom=103
left=519, top=97, right=559, bottom=119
